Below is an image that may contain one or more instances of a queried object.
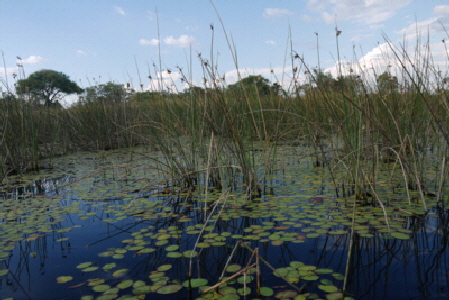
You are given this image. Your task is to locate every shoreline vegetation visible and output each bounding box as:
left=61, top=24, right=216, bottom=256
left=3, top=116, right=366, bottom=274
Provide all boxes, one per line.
left=2, top=33, right=448, bottom=199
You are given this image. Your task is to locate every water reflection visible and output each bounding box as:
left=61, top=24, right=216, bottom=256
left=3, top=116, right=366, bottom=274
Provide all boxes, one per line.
left=0, top=148, right=448, bottom=299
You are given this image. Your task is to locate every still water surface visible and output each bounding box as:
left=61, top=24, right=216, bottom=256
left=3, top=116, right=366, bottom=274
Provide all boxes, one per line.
left=1, top=146, right=448, bottom=300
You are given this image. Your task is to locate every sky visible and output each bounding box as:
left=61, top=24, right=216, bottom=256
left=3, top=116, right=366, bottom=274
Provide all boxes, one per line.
left=1, top=0, right=449, bottom=105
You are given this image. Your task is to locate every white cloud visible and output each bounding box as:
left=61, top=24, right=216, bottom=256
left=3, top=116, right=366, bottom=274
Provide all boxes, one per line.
left=145, top=70, right=182, bottom=92
left=114, top=6, right=125, bottom=15
left=263, top=8, right=294, bottom=18
left=163, top=35, right=196, bottom=48
left=322, top=38, right=449, bottom=88
left=139, top=38, right=160, bottom=46
left=265, top=40, right=276, bottom=45
left=308, top=0, right=411, bottom=25
left=434, top=5, right=449, bottom=16
left=22, top=56, right=44, bottom=64
left=77, top=50, right=87, bottom=56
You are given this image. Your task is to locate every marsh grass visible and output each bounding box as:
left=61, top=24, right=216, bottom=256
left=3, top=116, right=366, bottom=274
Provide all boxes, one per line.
left=2, top=31, right=449, bottom=204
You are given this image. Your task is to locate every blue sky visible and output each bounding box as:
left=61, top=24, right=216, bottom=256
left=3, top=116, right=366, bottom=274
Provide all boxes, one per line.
left=1, top=0, right=449, bottom=105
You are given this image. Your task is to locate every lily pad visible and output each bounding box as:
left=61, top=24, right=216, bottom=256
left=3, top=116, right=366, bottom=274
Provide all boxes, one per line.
left=156, top=284, right=182, bottom=294
left=182, top=278, right=208, bottom=288
left=56, top=276, right=73, bottom=284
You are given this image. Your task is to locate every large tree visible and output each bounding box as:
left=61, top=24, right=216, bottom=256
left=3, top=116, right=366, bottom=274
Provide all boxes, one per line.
left=83, top=81, right=132, bottom=104
left=228, top=75, right=272, bottom=96
left=377, top=71, right=398, bottom=94
left=16, top=69, right=83, bottom=106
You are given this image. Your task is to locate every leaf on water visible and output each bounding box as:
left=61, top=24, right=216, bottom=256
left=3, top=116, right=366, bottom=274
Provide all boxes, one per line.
left=57, top=276, right=73, bottom=284
left=182, top=278, right=208, bottom=288
left=274, top=289, right=297, bottom=299
left=116, top=279, right=133, bottom=289
left=326, top=292, right=344, bottom=300
left=226, top=264, right=241, bottom=272
left=112, top=268, right=128, bottom=277
left=319, top=285, right=339, bottom=293
left=156, top=284, right=182, bottom=294
left=158, top=265, right=172, bottom=272
left=165, top=245, right=179, bottom=251
left=0, top=269, right=8, bottom=277
left=88, top=278, right=105, bottom=286
left=96, top=294, right=118, bottom=300
left=237, top=287, right=251, bottom=296
left=260, top=286, right=274, bottom=296
left=93, top=284, right=110, bottom=292
left=103, top=262, right=117, bottom=271
left=82, top=266, right=99, bottom=272
left=166, top=252, right=182, bottom=258
left=77, top=262, right=93, bottom=269
left=391, top=232, right=410, bottom=240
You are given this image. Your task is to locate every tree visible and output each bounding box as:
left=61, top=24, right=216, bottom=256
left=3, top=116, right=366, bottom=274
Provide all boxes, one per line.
left=228, top=75, right=271, bottom=96
left=83, top=81, right=132, bottom=104
left=377, top=71, right=398, bottom=94
left=16, top=69, right=83, bottom=106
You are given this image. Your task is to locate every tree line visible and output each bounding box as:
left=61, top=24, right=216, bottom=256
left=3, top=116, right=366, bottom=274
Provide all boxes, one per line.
left=6, top=68, right=411, bottom=107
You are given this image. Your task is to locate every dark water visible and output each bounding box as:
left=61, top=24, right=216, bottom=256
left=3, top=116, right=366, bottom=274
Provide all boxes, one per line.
left=1, top=148, right=449, bottom=300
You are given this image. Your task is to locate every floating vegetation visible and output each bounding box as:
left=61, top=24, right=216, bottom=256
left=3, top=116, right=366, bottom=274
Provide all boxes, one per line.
left=1, top=144, right=448, bottom=300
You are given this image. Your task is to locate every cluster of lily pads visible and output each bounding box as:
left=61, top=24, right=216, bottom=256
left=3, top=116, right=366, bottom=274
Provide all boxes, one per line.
left=0, top=146, right=442, bottom=300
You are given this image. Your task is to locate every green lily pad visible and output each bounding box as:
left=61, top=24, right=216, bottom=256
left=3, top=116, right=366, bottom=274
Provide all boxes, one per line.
left=117, top=279, right=133, bottom=289
left=112, top=268, right=128, bottom=277
left=56, top=276, right=73, bottom=283
left=226, top=265, right=241, bottom=272
left=167, top=252, right=182, bottom=258
left=182, top=278, right=208, bottom=288
left=103, top=262, right=117, bottom=271
left=260, top=286, right=274, bottom=296
left=275, top=290, right=297, bottom=298
left=156, top=284, right=182, bottom=294
left=319, top=285, right=339, bottom=293
left=76, top=262, right=93, bottom=269
left=158, top=265, right=172, bottom=272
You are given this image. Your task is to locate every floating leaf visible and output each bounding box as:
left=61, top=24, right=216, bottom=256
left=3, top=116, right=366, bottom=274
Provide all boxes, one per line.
left=103, top=262, right=117, bottom=271
left=226, top=265, right=241, bottom=272
left=391, top=232, right=410, bottom=240
left=132, top=285, right=152, bottom=294
left=319, top=285, right=339, bottom=293
left=167, top=252, right=182, bottom=258
left=82, top=266, right=99, bottom=272
left=96, top=294, right=118, bottom=300
left=326, top=292, right=344, bottom=300
left=156, top=284, right=182, bottom=294
left=76, top=262, right=92, bottom=269
left=93, top=284, right=110, bottom=292
left=275, top=290, right=297, bottom=299
left=88, top=278, right=105, bottom=286
left=158, top=265, right=172, bottom=272
left=237, top=287, right=251, bottom=296
left=57, top=276, right=73, bottom=284
left=166, top=244, right=179, bottom=251
left=260, top=286, right=274, bottom=296
left=112, top=268, right=128, bottom=277
left=0, top=269, right=8, bottom=276
left=182, top=278, right=208, bottom=288
left=117, top=279, right=133, bottom=289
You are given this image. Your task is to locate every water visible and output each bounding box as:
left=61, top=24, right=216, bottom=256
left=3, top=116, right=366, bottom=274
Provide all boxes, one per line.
left=1, top=146, right=448, bottom=300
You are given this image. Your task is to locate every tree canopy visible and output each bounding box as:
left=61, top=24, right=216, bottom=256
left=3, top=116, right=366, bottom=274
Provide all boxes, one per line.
left=16, top=69, right=83, bottom=106
left=377, top=71, right=398, bottom=94
left=83, top=81, right=133, bottom=104
left=228, top=75, right=272, bottom=96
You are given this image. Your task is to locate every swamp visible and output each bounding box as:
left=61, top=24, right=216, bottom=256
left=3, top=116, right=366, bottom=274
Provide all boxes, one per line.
left=2, top=8, right=449, bottom=300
